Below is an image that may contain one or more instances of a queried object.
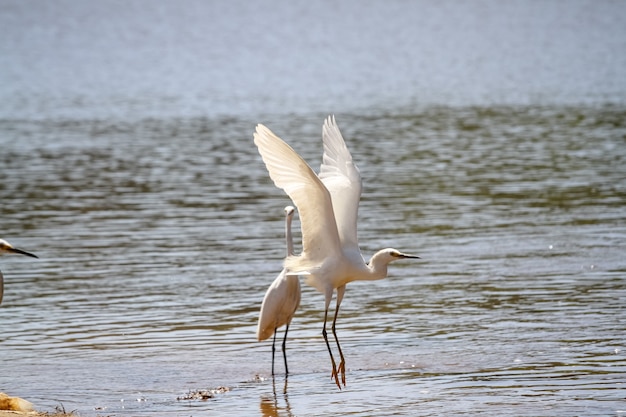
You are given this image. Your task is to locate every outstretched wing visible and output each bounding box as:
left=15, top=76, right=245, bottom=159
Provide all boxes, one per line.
left=254, top=124, right=342, bottom=268
left=318, top=115, right=362, bottom=251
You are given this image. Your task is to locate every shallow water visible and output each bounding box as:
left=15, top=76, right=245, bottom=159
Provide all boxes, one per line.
left=2, top=1, right=626, bottom=416
left=2, top=106, right=625, bottom=416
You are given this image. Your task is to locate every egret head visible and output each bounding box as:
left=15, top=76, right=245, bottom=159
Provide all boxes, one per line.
left=367, top=248, right=420, bottom=268
left=383, top=248, right=420, bottom=262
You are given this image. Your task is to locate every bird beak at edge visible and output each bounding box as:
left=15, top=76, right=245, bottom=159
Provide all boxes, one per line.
left=9, top=247, right=38, bottom=258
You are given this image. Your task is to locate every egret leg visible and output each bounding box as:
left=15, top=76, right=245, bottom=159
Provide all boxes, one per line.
left=282, top=323, right=290, bottom=375
left=322, top=289, right=341, bottom=389
left=332, top=285, right=347, bottom=386
left=271, top=327, right=277, bottom=376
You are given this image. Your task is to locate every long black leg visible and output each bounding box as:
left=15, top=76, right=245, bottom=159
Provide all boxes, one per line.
left=282, top=323, right=290, bottom=374
left=322, top=289, right=341, bottom=389
left=271, top=327, right=277, bottom=376
left=332, top=285, right=346, bottom=386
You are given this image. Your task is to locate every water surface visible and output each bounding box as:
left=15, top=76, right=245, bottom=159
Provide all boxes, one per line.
left=2, top=106, right=624, bottom=416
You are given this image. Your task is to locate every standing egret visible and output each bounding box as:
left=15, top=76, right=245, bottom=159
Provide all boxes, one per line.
left=257, top=206, right=301, bottom=375
left=253, top=116, right=420, bottom=389
left=0, top=239, right=38, bottom=305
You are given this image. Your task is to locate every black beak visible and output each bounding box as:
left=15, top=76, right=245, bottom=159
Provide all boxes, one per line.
left=9, top=247, right=38, bottom=258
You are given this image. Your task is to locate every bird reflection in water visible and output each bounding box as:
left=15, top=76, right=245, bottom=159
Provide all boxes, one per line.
left=259, top=376, right=294, bottom=417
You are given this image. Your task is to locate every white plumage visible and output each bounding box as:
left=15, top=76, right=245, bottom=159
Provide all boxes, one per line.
left=254, top=116, right=419, bottom=388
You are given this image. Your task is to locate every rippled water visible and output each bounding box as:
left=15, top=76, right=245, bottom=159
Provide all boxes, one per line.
left=2, top=0, right=626, bottom=415
left=2, top=106, right=625, bottom=416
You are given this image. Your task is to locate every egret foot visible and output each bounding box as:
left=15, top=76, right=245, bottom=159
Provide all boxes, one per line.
left=337, top=359, right=346, bottom=386
left=330, top=362, right=342, bottom=390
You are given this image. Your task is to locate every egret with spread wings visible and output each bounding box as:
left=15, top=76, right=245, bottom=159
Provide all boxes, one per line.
left=254, top=116, right=419, bottom=388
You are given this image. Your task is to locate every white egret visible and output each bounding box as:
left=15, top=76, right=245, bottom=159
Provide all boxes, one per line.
left=0, top=238, right=38, bottom=305
left=257, top=205, right=301, bottom=375
left=253, top=116, right=420, bottom=389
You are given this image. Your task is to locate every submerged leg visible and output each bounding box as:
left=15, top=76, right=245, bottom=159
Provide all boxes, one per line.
left=282, top=323, right=290, bottom=375
left=322, top=288, right=341, bottom=389
left=332, top=285, right=347, bottom=386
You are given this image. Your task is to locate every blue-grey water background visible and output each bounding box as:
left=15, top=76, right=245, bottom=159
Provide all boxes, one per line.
left=1, top=0, right=625, bottom=416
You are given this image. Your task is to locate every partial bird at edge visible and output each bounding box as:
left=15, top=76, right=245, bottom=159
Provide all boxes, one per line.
left=0, top=238, right=38, bottom=306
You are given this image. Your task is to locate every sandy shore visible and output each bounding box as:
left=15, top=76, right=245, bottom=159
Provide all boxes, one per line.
left=0, top=411, right=73, bottom=417
left=0, top=392, right=73, bottom=417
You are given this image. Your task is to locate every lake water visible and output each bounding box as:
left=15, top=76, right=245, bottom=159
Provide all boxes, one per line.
left=1, top=1, right=625, bottom=416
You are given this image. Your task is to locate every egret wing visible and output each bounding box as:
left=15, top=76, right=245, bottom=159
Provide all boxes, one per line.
left=319, top=115, right=362, bottom=251
left=257, top=270, right=301, bottom=341
left=254, top=124, right=342, bottom=268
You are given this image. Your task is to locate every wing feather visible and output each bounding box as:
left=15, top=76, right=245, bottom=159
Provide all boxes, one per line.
left=254, top=124, right=342, bottom=268
left=257, top=270, right=301, bottom=341
left=319, top=116, right=362, bottom=251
